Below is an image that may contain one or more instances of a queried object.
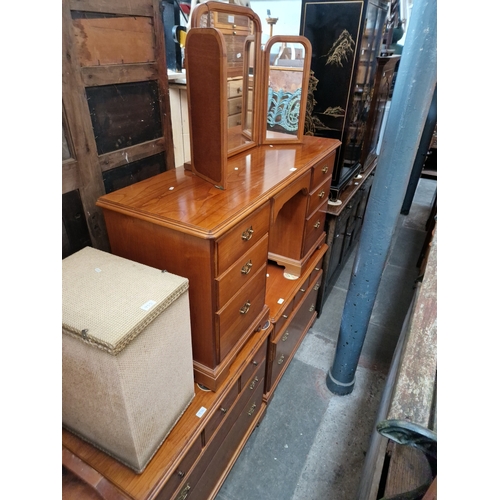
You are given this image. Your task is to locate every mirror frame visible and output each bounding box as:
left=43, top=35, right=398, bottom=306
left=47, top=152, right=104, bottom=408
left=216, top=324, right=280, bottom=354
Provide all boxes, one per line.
left=189, top=1, right=263, bottom=159
left=260, top=35, right=312, bottom=145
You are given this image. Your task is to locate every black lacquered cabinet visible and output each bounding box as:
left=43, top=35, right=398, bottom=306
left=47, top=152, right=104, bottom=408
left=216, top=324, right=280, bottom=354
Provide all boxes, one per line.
left=300, top=0, right=389, bottom=200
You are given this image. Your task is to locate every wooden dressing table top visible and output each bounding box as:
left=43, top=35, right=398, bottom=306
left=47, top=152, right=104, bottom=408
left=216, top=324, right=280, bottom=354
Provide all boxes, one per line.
left=97, top=136, right=341, bottom=239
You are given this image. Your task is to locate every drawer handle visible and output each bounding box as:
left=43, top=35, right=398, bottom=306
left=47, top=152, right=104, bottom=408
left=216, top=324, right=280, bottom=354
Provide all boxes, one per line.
left=314, top=282, right=320, bottom=291
left=240, top=301, right=251, bottom=314
left=241, top=260, right=253, bottom=275
left=277, top=354, right=285, bottom=365
left=220, top=406, right=228, bottom=414
left=300, top=288, right=306, bottom=293
left=237, top=86, right=242, bottom=93
left=241, top=226, right=254, bottom=241
left=282, top=314, right=288, bottom=319
left=177, top=470, right=185, bottom=478
left=309, top=304, right=315, bottom=312
left=314, top=220, right=321, bottom=229
left=247, top=403, right=257, bottom=416
left=318, top=190, right=325, bottom=199
left=249, top=376, right=259, bottom=390
left=252, top=360, right=258, bottom=366
left=322, top=165, right=329, bottom=174
left=314, top=267, right=320, bottom=271
left=281, top=331, right=289, bottom=342
left=176, top=483, right=191, bottom=500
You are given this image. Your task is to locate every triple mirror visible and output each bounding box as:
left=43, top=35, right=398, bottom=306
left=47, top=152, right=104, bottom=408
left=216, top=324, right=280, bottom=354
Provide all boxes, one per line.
left=185, top=2, right=311, bottom=188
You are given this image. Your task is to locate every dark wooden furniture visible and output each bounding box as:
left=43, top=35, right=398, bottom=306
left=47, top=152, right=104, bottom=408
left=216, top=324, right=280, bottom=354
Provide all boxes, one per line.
left=62, top=0, right=176, bottom=258
left=300, top=0, right=389, bottom=200
left=318, top=160, right=376, bottom=313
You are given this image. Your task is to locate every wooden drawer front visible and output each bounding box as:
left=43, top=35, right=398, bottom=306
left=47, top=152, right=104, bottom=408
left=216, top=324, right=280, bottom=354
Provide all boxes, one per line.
left=310, top=151, right=336, bottom=190
left=228, top=113, right=242, bottom=128
left=309, top=261, right=323, bottom=288
left=240, top=336, right=268, bottom=389
left=228, top=96, right=242, bottom=116
left=188, top=378, right=265, bottom=500
left=216, top=202, right=270, bottom=275
left=227, top=78, right=244, bottom=98
left=203, top=382, right=239, bottom=446
left=269, top=274, right=322, bottom=389
left=302, top=200, right=328, bottom=257
left=215, top=13, right=251, bottom=32
left=156, top=435, right=203, bottom=500
left=272, top=300, right=294, bottom=340
left=216, top=234, right=268, bottom=309
left=307, top=176, right=330, bottom=216
left=217, top=266, right=267, bottom=360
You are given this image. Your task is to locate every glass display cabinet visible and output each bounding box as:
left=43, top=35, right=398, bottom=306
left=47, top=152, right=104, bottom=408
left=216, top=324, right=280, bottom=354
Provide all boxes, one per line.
left=300, top=0, right=389, bottom=200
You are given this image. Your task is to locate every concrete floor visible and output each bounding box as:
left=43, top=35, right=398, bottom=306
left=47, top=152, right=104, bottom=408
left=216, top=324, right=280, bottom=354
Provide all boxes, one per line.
left=215, top=178, right=437, bottom=500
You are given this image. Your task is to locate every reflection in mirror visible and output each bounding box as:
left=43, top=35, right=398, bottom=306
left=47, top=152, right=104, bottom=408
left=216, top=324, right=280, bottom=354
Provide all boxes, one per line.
left=262, top=36, right=311, bottom=144
left=189, top=1, right=261, bottom=157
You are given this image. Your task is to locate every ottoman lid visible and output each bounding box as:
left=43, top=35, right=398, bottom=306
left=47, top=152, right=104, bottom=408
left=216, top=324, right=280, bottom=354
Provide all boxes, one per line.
left=62, top=247, right=189, bottom=355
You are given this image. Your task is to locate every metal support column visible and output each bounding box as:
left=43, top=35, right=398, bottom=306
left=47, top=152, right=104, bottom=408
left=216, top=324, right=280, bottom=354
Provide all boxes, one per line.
left=326, top=0, right=437, bottom=395
left=401, top=86, right=437, bottom=215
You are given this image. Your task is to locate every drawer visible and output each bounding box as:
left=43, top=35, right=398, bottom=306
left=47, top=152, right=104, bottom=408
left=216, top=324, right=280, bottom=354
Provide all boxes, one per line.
left=228, top=96, right=242, bottom=116
left=216, top=234, right=268, bottom=309
left=228, top=113, right=242, bottom=128
left=302, top=200, right=328, bottom=257
left=240, top=336, right=268, bottom=389
left=156, top=435, right=203, bottom=500
left=310, top=151, right=336, bottom=190
left=216, top=202, right=270, bottom=275
left=269, top=273, right=322, bottom=390
left=272, top=299, right=294, bottom=340
left=215, top=12, right=251, bottom=32
left=188, top=378, right=265, bottom=500
left=217, top=265, right=267, bottom=360
left=203, top=381, right=239, bottom=446
left=227, top=78, right=244, bottom=98
left=177, top=360, right=266, bottom=500
left=307, top=176, right=330, bottom=216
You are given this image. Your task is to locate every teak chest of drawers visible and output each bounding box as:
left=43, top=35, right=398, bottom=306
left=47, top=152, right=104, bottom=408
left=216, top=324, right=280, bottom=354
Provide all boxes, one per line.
left=96, top=135, right=340, bottom=391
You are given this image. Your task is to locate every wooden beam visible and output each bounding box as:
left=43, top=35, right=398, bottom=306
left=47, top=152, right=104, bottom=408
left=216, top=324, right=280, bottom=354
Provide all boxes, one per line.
left=81, top=63, right=158, bottom=87
left=99, top=138, right=165, bottom=172
left=69, top=0, right=153, bottom=17
left=62, top=159, right=80, bottom=194
left=63, top=0, right=110, bottom=251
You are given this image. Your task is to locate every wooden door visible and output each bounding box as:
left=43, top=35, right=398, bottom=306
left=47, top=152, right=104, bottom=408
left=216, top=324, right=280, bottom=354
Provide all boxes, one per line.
left=62, top=0, right=175, bottom=256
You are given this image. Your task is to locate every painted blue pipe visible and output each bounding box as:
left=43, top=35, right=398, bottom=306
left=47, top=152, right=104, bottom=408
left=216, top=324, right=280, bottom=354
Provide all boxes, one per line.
left=326, top=0, right=437, bottom=395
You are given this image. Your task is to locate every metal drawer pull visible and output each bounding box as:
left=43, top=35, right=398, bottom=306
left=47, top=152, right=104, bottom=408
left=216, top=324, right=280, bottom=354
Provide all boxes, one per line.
left=309, top=304, right=315, bottom=312
left=220, top=407, right=228, bottom=413
left=240, top=301, right=251, bottom=314
left=281, top=331, right=289, bottom=342
left=241, top=226, right=254, bottom=241
left=248, top=403, right=257, bottom=416
left=177, top=470, right=185, bottom=478
left=322, top=165, right=328, bottom=173
left=318, top=190, right=325, bottom=199
left=241, top=260, right=253, bottom=275
left=314, top=221, right=321, bottom=229
left=300, top=288, right=306, bottom=293
left=277, top=354, right=285, bottom=365
left=176, top=483, right=191, bottom=500
left=314, top=267, right=320, bottom=271
left=282, top=314, right=288, bottom=319
left=249, top=376, right=259, bottom=390
left=314, top=283, right=320, bottom=291
left=252, top=360, right=258, bottom=366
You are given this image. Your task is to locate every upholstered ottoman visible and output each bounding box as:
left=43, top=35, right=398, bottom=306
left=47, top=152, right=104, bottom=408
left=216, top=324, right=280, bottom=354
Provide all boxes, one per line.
left=62, top=247, right=194, bottom=473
